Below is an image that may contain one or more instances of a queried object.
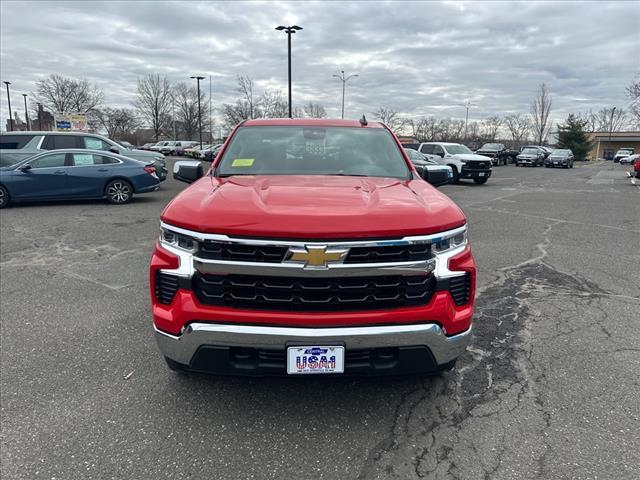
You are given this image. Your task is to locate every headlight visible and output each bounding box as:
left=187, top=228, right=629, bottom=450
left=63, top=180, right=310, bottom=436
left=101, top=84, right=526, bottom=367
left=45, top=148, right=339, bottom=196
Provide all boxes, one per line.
left=432, top=227, right=467, bottom=254
left=154, top=155, right=166, bottom=162
left=160, top=226, right=197, bottom=252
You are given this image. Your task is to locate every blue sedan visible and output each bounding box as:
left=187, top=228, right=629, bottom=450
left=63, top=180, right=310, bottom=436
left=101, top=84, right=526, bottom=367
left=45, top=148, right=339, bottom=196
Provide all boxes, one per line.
left=0, top=149, right=160, bottom=208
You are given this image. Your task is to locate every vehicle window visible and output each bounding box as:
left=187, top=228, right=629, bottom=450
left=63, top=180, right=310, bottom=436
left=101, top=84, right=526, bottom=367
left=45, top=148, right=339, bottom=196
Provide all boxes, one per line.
left=443, top=144, right=473, bottom=155
left=419, top=144, right=434, bottom=154
left=29, top=153, right=67, bottom=169
left=433, top=145, right=445, bottom=156
left=0, top=135, right=35, bottom=149
left=41, top=135, right=81, bottom=150
left=71, top=153, right=119, bottom=165
left=522, top=148, right=539, bottom=155
left=217, top=126, right=410, bottom=179
left=83, top=137, right=110, bottom=150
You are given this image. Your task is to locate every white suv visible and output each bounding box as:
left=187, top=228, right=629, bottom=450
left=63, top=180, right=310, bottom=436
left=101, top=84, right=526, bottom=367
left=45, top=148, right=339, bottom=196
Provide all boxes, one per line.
left=417, top=142, right=493, bottom=184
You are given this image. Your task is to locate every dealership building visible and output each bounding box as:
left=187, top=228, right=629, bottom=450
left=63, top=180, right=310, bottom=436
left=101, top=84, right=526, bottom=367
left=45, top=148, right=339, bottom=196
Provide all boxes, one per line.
left=589, top=131, right=640, bottom=160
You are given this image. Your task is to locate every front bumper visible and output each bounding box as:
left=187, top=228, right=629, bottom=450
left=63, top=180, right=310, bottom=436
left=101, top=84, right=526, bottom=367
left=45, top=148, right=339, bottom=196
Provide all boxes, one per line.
left=460, top=167, right=492, bottom=179
left=155, top=322, right=472, bottom=375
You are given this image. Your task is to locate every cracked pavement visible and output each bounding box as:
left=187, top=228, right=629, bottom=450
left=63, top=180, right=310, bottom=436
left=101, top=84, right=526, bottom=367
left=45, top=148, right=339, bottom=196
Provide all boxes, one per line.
left=1, top=160, right=639, bottom=479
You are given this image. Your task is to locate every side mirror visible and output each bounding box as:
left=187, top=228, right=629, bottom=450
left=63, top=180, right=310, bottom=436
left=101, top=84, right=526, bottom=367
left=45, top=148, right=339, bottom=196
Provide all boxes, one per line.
left=173, top=160, right=204, bottom=183
left=108, top=147, right=120, bottom=154
left=19, top=164, right=32, bottom=172
left=438, top=152, right=445, bottom=158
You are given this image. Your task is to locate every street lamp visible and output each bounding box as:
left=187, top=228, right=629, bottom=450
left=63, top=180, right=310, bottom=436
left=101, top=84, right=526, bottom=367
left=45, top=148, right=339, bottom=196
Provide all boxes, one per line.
left=461, top=100, right=477, bottom=140
left=332, top=70, right=358, bottom=119
left=275, top=25, right=303, bottom=118
left=608, top=106, right=616, bottom=159
left=190, top=75, right=205, bottom=149
left=3, top=81, right=13, bottom=131
left=22, top=94, right=29, bottom=131
left=36, top=102, right=42, bottom=130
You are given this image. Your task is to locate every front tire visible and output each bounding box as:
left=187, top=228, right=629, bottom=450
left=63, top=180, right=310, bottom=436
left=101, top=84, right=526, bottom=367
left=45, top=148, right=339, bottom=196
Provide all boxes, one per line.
left=105, top=179, right=133, bottom=204
left=0, top=185, right=9, bottom=208
left=449, top=165, right=460, bottom=183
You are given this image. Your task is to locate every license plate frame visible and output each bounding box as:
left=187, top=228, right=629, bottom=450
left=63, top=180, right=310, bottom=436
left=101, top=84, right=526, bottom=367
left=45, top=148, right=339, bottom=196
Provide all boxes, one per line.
left=286, top=346, right=345, bottom=374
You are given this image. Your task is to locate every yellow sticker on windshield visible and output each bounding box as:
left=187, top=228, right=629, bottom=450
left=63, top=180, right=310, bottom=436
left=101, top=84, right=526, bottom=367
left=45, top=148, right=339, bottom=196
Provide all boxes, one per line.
left=232, top=158, right=254, bottom=167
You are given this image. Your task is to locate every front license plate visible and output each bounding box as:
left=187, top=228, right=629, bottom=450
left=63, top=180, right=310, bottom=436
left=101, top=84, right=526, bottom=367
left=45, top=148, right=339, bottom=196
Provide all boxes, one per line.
left=287, top=346, right=345, bottom=374
left=478, top=172, right=485, bottom=177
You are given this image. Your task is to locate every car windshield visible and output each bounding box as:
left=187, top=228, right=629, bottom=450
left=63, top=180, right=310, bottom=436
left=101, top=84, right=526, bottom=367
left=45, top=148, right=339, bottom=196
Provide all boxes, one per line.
left=481, top=143, right=502, bottom=150
left=444, top=144, right=473, bottom=155
left=522, top=148, right=539, bottom=154
left=617, top=149, right=632, bottom=154
left=217, top=126, right=410, bottom=178
left=551, top=149, right=569, bottom=156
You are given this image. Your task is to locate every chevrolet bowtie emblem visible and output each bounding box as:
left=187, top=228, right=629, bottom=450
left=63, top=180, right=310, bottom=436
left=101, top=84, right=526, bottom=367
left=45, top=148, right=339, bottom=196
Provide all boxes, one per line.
left=286, top=245, right=348, bottom=269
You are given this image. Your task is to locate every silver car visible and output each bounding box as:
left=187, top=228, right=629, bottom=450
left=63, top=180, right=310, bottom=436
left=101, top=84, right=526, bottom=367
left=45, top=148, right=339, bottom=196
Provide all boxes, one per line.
left=0, top=131, right=167, bottom=181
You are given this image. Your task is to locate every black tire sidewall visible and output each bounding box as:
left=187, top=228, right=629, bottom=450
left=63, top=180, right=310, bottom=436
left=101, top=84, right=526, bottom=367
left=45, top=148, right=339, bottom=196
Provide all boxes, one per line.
left=0, top=185, right=9, bottom=208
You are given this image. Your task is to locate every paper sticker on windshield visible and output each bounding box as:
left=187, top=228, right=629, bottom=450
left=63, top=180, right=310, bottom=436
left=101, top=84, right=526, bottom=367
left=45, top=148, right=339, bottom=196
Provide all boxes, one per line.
left=232, top=158, right=254, bottom=167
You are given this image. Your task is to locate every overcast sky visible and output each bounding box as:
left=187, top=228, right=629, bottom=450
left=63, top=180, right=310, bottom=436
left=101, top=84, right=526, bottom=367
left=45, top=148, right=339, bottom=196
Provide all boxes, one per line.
left=1, top=0, right=638, bottom=132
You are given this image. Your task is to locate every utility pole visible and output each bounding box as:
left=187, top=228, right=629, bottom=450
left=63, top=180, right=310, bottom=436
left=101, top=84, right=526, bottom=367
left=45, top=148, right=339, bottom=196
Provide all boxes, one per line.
left=36, top=102, right=42, bottom=130
left=190, top=76, right=205, bottom=149
left=22, top=94, right=29, bottom=131
left=275, top=25, right=303, bottom=118
left=608, top=106, right=616, bottom=160
left=332, top=70, right=358, bottom=119
left=209, top=75, right=213, bottom=144
left=3, top=81, right=13, bottom=131
left=461, top=100, right=477, bottom=140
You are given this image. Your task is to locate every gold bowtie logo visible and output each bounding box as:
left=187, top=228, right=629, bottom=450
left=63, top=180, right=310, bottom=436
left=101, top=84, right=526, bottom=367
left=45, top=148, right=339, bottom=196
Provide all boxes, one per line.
left=286, top=245, right=348, bottom=268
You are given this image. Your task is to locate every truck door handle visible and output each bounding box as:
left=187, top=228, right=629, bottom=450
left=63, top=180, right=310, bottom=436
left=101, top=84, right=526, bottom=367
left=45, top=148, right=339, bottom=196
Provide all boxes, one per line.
left=54, top=170, right=66, bottom=174
left=97, top=168, right=109, bottom=172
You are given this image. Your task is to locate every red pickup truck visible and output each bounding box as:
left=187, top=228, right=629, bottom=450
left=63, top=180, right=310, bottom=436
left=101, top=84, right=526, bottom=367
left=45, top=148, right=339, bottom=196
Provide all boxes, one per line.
left=150, top=118, right=476, bottom=376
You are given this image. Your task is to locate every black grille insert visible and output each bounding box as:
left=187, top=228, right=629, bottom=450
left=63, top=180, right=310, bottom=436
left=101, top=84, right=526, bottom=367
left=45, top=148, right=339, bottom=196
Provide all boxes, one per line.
left=198, top=242, right=288, bottom=263
left=193, top=273, right=436, bottom=311
left=344, top=244, right=431, bottom=263
left=155, top=271, right=180, bottom=305
left=448, top=273, right=471, bottom=306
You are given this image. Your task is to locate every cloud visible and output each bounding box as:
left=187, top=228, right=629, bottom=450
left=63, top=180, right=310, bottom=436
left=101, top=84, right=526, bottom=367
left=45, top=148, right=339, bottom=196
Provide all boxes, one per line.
left=1, top=0, right=638, bottom=131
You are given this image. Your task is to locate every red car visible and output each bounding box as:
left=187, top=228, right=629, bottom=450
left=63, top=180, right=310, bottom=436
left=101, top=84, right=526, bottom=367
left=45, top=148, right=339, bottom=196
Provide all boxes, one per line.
left=632, top=155, right=640, bottom=179
left=150, top=118, right=476, bottom=376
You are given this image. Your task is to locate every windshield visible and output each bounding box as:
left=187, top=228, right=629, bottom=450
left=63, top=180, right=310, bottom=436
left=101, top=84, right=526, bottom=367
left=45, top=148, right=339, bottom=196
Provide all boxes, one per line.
left=617, top=149, right=632, bottom=154
left=481, top=143, right=502, bottom=150
left=217, top=126, right=410, bottom=178
left=522, top=148, right=539, bottom=155
left=551, top=149, right=569, bottom=156
left=444, top=144, right=473, bottom=155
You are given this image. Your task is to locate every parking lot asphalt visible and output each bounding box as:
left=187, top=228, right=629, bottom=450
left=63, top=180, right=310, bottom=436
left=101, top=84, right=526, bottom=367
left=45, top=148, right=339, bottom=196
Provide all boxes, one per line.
left=1, top=160, right=639, bottom=480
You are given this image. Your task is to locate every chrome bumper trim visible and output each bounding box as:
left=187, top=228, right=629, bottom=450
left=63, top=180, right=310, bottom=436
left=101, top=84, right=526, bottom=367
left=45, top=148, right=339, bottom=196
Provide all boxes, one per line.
left=193, top=258, right=436, bottom=277
left=155, top=323, right=472, bottom=367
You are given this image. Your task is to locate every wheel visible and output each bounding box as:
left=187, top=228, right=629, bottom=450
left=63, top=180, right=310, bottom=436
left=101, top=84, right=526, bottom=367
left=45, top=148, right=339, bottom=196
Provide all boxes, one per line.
left=474, top=177, right=488, bottom=184
left=0, top=185, right=9, bottom=208
left=449, top=165, right=460, bottom=183
left=570, top=161, right=574, bottom=168
left=563, top=164, right=568, bottom=169
left=105, top=179, right=133, bottom=204
left=545, top=164, right=549, bottom=168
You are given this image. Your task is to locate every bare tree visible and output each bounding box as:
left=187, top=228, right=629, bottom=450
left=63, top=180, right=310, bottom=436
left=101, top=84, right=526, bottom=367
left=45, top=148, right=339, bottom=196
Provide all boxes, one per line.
left=589, top=107, right=629, bottom=132
left=173, top=82, right=208, bottom=140
left=626, top=77, right=640, bottom=125
left=35, top=74, right=103, bottom=113
left=94, top=108, right=139, bottom=140
left=237, top=75, right=258, bottom=119
left=373, top=106, right=406, bottom=134
left=466, top=120, right=481, bottom=140
left=504, top=113, right=531, bottom=146
left=134, top=74, right=173, bottom=141
left=530, top=83, right=552, bottom=145
left=220, top=75, right=261, bottom=130
left=261, top=90, right=289, bottom=118
left=303, top=102, right=327, bottom=118
left=480, top=116, right=502, bottom=141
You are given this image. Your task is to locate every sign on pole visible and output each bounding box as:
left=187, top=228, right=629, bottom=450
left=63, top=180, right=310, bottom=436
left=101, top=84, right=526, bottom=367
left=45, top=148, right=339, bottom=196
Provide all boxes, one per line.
left=54, top=113, right=88, bottom=131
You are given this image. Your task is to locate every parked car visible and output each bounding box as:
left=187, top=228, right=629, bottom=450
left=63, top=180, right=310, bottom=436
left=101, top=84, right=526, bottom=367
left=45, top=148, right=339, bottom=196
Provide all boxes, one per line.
left=629, top=156, right=640, bottom=179
left=475, top=143, right=519, bottom=166
left=515, top=147, right=545, bottom=167
left=203, top=144, right=224, bottom=162
left=175, top=141, right=199, bottom=156
left=0, top=149, right=160, bottom=208
left=118, top=140, right=134, bottom=149
left=544, top=149, right=575, bottom=169
left=150, top=141, right=170, bottom=152
left=417, top=142, right=492, bottom=184
left=404, top=148, right=453, bottom=186
left=140, top=143, right=156, bottom=150
left=0, top=131, right=167, bottom=181
left=614, top=148, right=634, bottom=163
left=194, top=144, right=212, bottom=159
left=520, top=145, right=551, bottom=159
left=620, top=153, right=639, bottom=165
left=153, top=118, right=475, bottom=376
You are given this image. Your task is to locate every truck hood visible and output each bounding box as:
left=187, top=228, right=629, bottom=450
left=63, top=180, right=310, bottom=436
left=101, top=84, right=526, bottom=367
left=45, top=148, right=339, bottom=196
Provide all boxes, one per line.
left=161, top=175, right=466, bottom=239
left=453, top=153, right=492, bottom=162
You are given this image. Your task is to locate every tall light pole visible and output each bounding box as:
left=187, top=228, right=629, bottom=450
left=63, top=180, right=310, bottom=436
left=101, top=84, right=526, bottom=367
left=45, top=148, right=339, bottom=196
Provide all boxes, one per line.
left=190, top=75, right=205, bottom=149
left=275, top=25, right=303, bottom=118
left=209, top=75, right=213, bottom=144
left=608, top=106, right=616, bottom=160
left=3, top=81, right=13, bottom=131
left=22, top=93, right=29, bottom=131
left=36, top=102, right=42, bottom=130
left=461, top=100, right=477, bottom=140
left=332, top=70, right=358, bottom=119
